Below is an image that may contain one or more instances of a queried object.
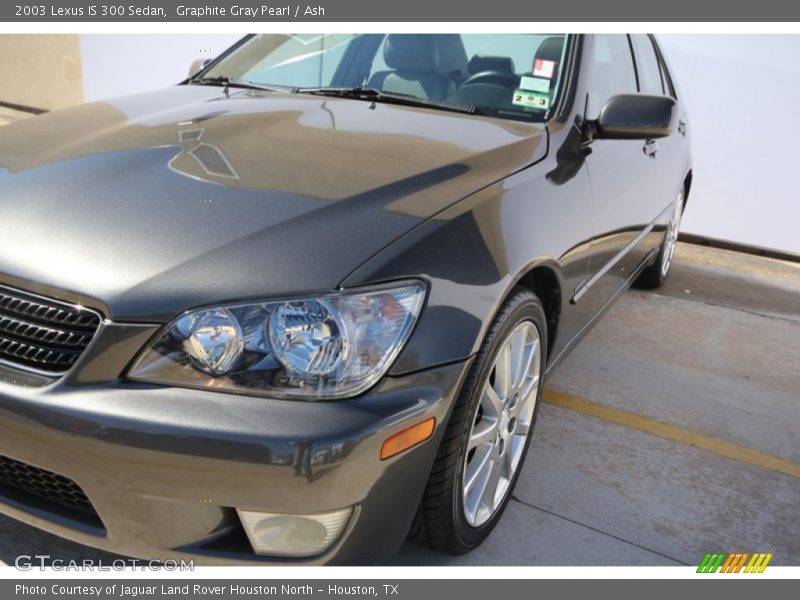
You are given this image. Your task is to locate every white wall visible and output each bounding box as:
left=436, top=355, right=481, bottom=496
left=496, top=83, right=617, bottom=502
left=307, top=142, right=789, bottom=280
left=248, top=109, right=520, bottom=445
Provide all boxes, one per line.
left=657, top=35, right=800, bottom=256
left=77, top=34, right=800, bottom=256
left=79, top=34, right=241, bottom=101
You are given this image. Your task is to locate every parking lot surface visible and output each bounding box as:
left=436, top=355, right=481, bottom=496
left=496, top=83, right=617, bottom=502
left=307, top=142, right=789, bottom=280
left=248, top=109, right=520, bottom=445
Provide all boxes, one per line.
left=0, top=106, right=31, bottom=127
left=1, top=242, right=798, bottom=567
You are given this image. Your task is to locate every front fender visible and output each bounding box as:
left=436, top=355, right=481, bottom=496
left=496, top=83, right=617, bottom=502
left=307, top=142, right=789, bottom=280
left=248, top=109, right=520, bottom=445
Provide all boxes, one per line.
left=340, top=162, right=594, bottom=375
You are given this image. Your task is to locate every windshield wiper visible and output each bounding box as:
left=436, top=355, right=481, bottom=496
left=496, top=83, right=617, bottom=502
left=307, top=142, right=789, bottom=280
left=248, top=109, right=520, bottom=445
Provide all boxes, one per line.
left=291, top=86, right=484, bottom=116
left=189, top=76, right=285, bottom=93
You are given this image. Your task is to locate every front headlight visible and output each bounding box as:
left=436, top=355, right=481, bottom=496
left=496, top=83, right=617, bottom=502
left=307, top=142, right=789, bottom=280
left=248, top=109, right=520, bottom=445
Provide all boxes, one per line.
left=128, top=281, right=425, bottom=400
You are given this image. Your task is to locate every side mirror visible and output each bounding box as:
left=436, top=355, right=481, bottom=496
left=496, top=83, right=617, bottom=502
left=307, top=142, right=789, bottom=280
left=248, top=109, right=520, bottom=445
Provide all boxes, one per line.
left=188, top=58, right=212, bottom=78
left=589, top=94, right=676, bottom=140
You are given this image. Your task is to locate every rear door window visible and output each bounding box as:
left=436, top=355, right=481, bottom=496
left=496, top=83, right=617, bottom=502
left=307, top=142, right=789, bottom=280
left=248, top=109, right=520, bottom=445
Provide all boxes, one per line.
left=630, top=34, right=665, bottom=95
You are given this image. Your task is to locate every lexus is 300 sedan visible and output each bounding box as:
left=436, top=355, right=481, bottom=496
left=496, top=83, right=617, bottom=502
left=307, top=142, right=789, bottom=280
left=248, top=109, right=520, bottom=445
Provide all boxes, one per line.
left=0, top=34, right=690, bottom=564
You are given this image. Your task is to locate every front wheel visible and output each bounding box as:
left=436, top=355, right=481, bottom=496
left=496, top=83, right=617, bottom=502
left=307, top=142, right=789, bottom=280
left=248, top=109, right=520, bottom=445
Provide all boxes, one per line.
left=412, top=287, right=547, bottom=554
left=635, top=187, right=684, bottom=289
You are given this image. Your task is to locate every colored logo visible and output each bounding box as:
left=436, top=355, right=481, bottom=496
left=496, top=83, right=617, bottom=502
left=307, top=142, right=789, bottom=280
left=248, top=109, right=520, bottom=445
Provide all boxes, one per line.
left=697, top=552, right=773, bottom=573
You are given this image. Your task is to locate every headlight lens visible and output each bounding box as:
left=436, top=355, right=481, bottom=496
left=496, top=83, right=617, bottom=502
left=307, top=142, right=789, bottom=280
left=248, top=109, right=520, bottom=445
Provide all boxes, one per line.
left=128, top=281, right=425, bottom=399
left=182, top=308, right=244, bottom=375
left=268, top=299, right=347, bottom=377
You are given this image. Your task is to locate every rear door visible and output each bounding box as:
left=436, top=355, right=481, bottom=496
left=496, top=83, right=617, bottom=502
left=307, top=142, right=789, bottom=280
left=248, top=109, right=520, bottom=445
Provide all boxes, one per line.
left=629, top=34, right=685, bottom=217
left=635, top=34, right=690, bottom=211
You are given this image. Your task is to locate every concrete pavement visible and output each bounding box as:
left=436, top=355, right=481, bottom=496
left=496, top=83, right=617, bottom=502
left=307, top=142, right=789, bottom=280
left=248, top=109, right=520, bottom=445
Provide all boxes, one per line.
left=0, top=106, right=32, bottom=126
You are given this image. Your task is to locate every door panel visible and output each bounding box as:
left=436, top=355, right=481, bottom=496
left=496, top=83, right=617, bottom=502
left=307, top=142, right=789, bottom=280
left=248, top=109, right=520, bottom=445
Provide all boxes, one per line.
left=647, top=35, right=692, bottom=216
left=631, top=34, right=685, bottom=218
left=585, top=137, right=661, bottom=302
left=579, top=34, right=661, bottom=312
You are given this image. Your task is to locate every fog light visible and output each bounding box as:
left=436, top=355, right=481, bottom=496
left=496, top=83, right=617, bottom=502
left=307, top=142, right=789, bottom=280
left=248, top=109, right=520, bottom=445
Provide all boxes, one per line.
left=237, top=507, right=353, bottom=557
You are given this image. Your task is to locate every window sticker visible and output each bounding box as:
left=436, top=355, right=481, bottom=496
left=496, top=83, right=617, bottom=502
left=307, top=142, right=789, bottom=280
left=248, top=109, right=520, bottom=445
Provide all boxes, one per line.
left=519, top=76, right=550, bottom=93
left=512, top=90, right=550, bottom=110
left=533, top=58, right=556, bottom=79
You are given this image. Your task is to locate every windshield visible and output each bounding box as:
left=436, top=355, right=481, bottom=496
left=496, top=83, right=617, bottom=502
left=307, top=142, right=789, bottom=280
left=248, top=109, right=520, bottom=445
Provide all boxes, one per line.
left=199, top=34, right=569, bottom=122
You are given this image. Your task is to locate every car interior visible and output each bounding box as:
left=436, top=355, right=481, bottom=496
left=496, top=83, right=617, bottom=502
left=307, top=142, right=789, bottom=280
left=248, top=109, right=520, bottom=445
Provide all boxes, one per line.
left=367, top=34, right=566, bottom=112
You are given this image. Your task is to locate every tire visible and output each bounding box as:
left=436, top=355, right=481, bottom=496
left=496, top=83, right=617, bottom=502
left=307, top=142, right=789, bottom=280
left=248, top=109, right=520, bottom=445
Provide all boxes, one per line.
left=635, top=187, right=685, bottom=290
left=411, top=287, right=548, bottom=554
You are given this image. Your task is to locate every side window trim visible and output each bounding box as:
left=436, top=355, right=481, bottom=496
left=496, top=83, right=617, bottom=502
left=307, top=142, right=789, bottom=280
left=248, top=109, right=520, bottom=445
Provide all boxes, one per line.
left=626, top=34, right=641, bottom=93
left=552, top=34, right=581, bottom=123
left=631, top=34, right=670, bottom=96
left=643, top=34, right=666, bottom=95
left=650, top=35, right=677, bottom=99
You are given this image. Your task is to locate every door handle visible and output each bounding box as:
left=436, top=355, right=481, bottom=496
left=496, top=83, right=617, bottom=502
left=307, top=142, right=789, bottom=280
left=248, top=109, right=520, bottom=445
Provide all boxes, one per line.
left=643, top=139, right=659, bottom=158
left=678, top=120, right=687, bottom=137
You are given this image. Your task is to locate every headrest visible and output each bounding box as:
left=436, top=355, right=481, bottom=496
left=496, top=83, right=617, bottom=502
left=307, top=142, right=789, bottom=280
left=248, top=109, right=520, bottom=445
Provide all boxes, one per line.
left=535, top=36, right=565, bottom=63
left=383, top=34, right=468, bottom=74
left=467, top=55, right=515, bottom=75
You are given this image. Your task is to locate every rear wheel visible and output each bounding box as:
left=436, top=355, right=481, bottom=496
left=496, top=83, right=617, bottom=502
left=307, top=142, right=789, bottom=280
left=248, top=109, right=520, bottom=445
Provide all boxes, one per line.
left=635, top=187, right=684, bottom=289
left=412, top=287, right=547, bottom=554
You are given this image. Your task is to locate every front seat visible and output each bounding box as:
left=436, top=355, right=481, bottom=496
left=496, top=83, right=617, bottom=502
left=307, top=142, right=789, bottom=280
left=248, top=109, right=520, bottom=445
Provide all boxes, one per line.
left=368, top=34, right=467, bottom=101
left=532, top=36, right=565, bottom=94
left=466, top=55, right=515, bottom=77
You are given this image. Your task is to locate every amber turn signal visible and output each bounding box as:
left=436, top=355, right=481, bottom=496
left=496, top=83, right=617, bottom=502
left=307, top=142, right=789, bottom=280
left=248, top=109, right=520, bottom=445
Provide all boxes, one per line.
left=380, top=417, right=436, bottom=460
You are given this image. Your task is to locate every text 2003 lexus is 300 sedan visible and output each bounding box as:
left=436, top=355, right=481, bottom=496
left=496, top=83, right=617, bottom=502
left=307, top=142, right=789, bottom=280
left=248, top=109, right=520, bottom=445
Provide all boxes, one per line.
left=0, top=34, right=690, bottom=564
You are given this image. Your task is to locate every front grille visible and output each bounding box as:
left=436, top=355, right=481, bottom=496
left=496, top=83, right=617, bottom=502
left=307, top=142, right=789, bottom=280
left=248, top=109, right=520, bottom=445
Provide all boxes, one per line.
left=0, top=454, right=97, bottom=516
left=0, top=284, right=101, bottom=374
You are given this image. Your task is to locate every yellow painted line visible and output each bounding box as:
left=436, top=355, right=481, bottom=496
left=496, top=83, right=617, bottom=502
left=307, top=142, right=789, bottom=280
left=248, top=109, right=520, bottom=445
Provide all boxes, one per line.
left=675, top=250, right=800, bottom=282
left=542, top=390, right=800, bottom=480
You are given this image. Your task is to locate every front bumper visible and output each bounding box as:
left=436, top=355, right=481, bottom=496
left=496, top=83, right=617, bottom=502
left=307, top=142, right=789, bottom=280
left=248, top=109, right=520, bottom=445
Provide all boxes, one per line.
left=0, top=352, right=471, bottom=565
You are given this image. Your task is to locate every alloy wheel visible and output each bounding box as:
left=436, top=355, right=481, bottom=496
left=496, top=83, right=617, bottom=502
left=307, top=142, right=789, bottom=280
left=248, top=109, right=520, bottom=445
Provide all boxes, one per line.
left=660, top=190, right=684, bottom=278
left=462, top=320, right=541, bottom=527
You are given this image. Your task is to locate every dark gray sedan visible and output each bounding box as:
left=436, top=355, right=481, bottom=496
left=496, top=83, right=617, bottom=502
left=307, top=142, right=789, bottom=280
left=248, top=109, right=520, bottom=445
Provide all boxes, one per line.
left=0, top=33, right=691, bottom=564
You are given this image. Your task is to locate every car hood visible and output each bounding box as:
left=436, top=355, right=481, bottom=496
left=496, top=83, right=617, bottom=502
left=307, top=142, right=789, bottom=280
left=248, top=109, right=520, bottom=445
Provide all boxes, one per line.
left=0, top=85, right=546, bottom=321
